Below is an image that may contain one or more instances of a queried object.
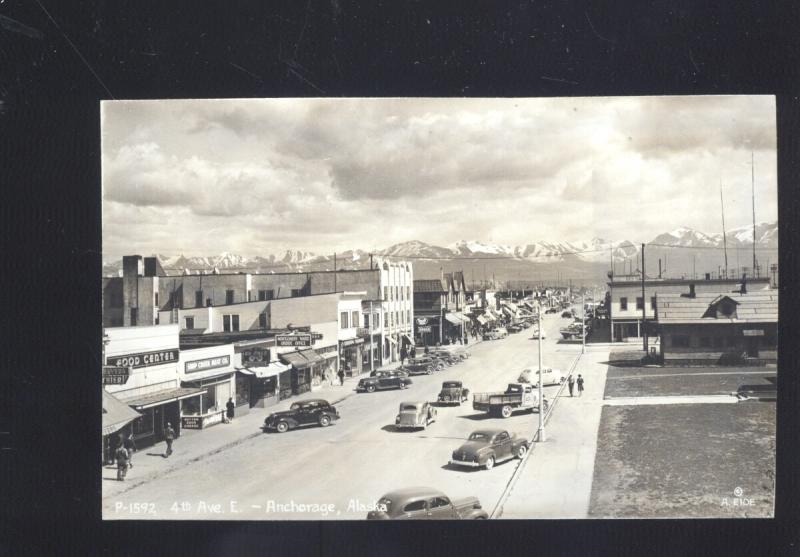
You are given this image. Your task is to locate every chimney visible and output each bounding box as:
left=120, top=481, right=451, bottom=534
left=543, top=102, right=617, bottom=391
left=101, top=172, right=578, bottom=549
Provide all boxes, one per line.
left=688, top=284, right=696, bottom=298
left=740, top=273, right=747, bottom=295
left=704, top=273, right=711, bottom=281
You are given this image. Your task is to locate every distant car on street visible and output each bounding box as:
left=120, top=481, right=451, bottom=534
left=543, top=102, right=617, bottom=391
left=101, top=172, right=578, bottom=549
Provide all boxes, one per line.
left=395, top=401, right=437, bottom=430
left=561, top=310, right=574, bottom=318
left=437, top=380, right=470, bottom=405
left=529, top=326, right=547, bottom=339
left=507, top=324, right=523, bottom=333
left=449, top=429, right=529, bottom=470
left=483, top=327, right=508, bottom=340
left=357, top=375, right=413, bottom=393
left=263, top=399, right=340, bottom=433
left=517, top=367, right=564, bottom=387
left=366, top=487, right=488, bottom=519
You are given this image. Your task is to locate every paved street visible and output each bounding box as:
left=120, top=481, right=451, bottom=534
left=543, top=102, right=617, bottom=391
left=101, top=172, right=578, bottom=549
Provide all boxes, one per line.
left=104, top=313, right=581, bottom=520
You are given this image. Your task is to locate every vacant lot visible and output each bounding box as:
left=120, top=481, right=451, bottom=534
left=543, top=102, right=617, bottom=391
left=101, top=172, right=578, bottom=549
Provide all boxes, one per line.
left=604, top=363, right=776, bottom=398
left=589, top=402, right=775, bottom=518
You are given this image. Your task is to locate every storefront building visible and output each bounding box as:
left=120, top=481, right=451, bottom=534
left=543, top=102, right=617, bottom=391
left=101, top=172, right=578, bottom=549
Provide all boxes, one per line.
left=104, top=325, right=200, bottom=452
left=178, top=344, right=237, bottom=430
left=236, top=340, right=290, bottom=409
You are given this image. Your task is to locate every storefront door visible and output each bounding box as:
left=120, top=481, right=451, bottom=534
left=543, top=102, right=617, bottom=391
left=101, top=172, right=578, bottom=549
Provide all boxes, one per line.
left=746, top=337, right=760, bottom=358
left=153, top=405, right=165, bottom=442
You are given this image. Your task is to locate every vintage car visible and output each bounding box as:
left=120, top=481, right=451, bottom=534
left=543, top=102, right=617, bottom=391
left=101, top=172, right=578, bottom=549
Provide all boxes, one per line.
left=482, top=327, right=508, bottom=340
left=401, top=361, right=435, bottom=375
left=449, top=429, right=529, bottom=470
left=517, top=367, right=564, bottom=387
left=529, top=326, right=547, bottom=339
left=366, top=487, right=488, bottom=519
left=409, top=355, right=448, bottom=370
left=395, top=401, right=437, bottom=430
left=545, top=308, right=559, bottom=314
left=561, top=310, right=574, bottom=318
left=506, top=324, right=523, bottom=334
left=357, top=375, right=413, bottom=393
left=370, top=369, right=410, bottom=378
left=263, top=399, right=340, bottom=433
left=425, top=351, right=460, bottom=366
left=437, top=380, right=470, bottom=405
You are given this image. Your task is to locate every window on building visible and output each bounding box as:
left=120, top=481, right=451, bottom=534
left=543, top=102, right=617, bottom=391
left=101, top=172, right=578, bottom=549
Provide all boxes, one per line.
left=374, top=313, right=380, bottom=328
left=636, top=297, right=644, bottom=310
left=384, top=286, right=388, bottom=300
left=407, top=310, right=411, bottom=324
left=258, top=289, right=274, bottom=301
left=130, top=308, right=138, bottom=326
left=196, top=290, right=203, bottom=308
left=340, top=311, right=348, bottom=329
left=185, top=316, right=194, bottom=329
left=206, top=297, right=212, bottom=307
left=154, top=292, right=159, bottom=307
left=352, top=311, right=359, bottom=328
left=700, top=337, right=712, bottom=348
left=226, top=290, right=235, bottom=305
left=364, top=314, right=370, bottom=328
left=223, top=314, right=239, bottom=332
left=672, top=335, right=690, bottom=348
left=619, top=297, right=628, bottom=311
left=395, top=286, right=399, bottom=300
left=291, top=289, right=302, bottom=297
left=650, top=297, right=657, bottom=310
left=259, top=313, right=267, bottom=329
left=407, top=286, right=411, bottom=299
left=247, top=291, right=251, bottom=302
left=713, top=337, right=724, bottom=348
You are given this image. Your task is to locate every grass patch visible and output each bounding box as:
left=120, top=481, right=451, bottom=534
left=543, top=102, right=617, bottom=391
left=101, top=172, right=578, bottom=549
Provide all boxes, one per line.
left=589, top=402, right=775, bottom=518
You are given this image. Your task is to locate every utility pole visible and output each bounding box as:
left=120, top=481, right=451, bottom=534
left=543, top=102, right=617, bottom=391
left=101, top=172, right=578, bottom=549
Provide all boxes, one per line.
left=334, top=252, right=337, bottom=291
left=439, top=267, right=444, bottom=345
left=369, top=252, right=373, bottom=270
left=642, top=243, right=648, bottom=355
left=720, top=179, right=729, bottom=278
left=369, top=300, right=375, bottom=372
left=751, top=151, right=758, bottom=277
left=582, top=291, right=586, bottom=354
left=537, top=299, right=545, bottom=442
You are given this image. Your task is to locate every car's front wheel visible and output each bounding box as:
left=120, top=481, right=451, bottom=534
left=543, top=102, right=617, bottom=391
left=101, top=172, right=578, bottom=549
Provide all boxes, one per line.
left=516, top=444, right=527, bottom=459
left=319, top=415, right=331, bottom=427
left=399, top=382, right=407, bottom=389
left=484, top=455, right=495, bottom=470
left=276, top=421, right=289, bottom=433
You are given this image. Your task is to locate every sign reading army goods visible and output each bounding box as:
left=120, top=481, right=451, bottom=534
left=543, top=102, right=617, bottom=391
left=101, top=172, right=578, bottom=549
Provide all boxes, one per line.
left=102, top=366, right=131, bottom=385
left=106, top=349, right=179, bottom=369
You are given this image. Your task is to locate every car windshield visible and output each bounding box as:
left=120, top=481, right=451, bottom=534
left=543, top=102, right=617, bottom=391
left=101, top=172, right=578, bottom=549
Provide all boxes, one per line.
left=401, top=404, right=419, bottom=411
left=469, top=432, right=490, bottom=441
left=443, top=382, right=459, bottom=388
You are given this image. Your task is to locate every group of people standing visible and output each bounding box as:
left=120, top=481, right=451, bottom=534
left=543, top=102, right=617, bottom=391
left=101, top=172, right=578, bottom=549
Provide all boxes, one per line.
left=566, top=374, right=585, bottom=397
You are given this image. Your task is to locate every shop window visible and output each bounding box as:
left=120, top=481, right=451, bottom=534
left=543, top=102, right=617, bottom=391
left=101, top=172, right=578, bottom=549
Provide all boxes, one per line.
left=130, top=308, right=138, bottom=326
left=226, top=290, right=235, bottom=305
left=619, top=297, right=628, bottom=311
left=713, top=337, right=724, bottom=348
left=352, top=311, right=359, bottom=328
left=259, top=313, right=267, bottom=329
left=196, top=290, right=203, bottom=308
left=700, top=337, right=712, bottom=348
left=340, top=311, right=349, bottom=328
left=185, top=316, right=195, bottom=329
left=258, top=289, right=274, bottom=301
left=636, top=297, right=644, bottom=310
left=672, top=335, right=690, bottom=348
left=132, top=408, right=153, bottom=436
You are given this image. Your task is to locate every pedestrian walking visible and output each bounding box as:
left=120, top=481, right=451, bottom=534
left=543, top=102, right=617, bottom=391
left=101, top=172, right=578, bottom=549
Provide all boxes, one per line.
left=567, top=374, right=575, bottom=397
left=410, top=346, right=416, bottom=359
left=337, top=367, right=345, bottom=386
left=115, top=444, right=130, bottom=481
left=164, top=422, right=175, bottom=458
left=577, top=374, right=585, bottom=397
left=226, top=397, right=235, bottom=421
left=123, top=432, right=137, bottom=468
left=400, top=345, right=407, bottom=365
left=108, top=432, right=121, bottom=465
left=424, top=345, right=429, bottom=355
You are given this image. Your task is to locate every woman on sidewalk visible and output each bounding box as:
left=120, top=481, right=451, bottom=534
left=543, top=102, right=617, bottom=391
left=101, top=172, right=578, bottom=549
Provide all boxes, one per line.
left=577, top=375, right=585, bottom=397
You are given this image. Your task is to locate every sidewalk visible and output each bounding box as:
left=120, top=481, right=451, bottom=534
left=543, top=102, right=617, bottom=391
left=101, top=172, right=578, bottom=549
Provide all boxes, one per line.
left=498, top=349, right=610, bottom=519
left=102, top=361, right=402, bottom=499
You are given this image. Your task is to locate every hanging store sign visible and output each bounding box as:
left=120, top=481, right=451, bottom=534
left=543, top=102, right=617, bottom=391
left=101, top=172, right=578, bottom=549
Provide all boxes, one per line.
left=276, top=334, right=312, bottom=347
left=310, top=332, right=324, bottom=341
left=106, top=349, right=179, bottom=369
left=102, top=366, right=131, bottom=385
left=742, top=329, right=764, bottom=336
left=417, top=326, right=432, bottom=333
left=242, top=347, right=271, bottom=367
left=416, top=317, right=429, bottom=326
left=185, top=355, right=231, bottom=374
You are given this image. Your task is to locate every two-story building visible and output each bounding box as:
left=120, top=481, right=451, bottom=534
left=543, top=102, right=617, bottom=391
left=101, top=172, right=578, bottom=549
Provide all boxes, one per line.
left=607, top=274, right=772, bottom=342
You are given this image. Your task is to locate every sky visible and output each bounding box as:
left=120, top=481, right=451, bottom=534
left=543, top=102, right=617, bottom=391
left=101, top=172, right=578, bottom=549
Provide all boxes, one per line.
left=102, top=96, right=777, bottom=259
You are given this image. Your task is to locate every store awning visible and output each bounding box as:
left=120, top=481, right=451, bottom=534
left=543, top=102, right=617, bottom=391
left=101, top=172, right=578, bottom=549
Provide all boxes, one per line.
left=102, top=391, right=143, bottom=437
left=445, top=313, right=462, bottom=325
left=476, top=315, right=489, bottom=325
left=236, top=368, right=254, bottom=375
left=237, top=362, right=290, bottom=379
left=340, top=338, right=365, bottom=348
left=279, top=349, right=323, bottom=369
left=121, top=387, right=205, bottom=411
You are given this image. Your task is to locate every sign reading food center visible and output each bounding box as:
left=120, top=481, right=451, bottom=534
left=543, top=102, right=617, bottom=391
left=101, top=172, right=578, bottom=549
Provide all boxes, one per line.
left=106, top=349, right=179, bottom=369
left=276, top=334, right=312, bottom=347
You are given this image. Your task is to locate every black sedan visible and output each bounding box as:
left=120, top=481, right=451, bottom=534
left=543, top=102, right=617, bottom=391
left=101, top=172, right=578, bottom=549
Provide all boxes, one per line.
left=263, top=399, right=340, bottom=433
left=357, top=375, right=413, bottom=393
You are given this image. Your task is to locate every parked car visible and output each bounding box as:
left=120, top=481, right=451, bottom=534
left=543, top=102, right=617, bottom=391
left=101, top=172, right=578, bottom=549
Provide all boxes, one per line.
left=473, top=383, right=548, bottom=418
left=410, top=356, right=448, bottom=370
left=357, top=375, right=413, bottom=393
left=437, top=380, right=470, bottom=405
left=529, top=326, right=547, bottom=339
left=395, top=401, right=437, bottom=430
left=507, top=324, right=523, bottom=334
left=402, top=361, right=435, bottom=375
left=545, top=308, right=559, bottom=314
left=517, top=367, right=564, bottom=387
left=263, top=399, right=340, bottom=433
left=370, top=369, right=410, bottom=378
left=366, top=487, right=488, bottom=519
left=482, top=327, right=509, bottom=340
left=449, top=429, right=529, bottom=470
left=426, top=351, right=460, bottom=366
left=561, top=310, right=574, bottom=318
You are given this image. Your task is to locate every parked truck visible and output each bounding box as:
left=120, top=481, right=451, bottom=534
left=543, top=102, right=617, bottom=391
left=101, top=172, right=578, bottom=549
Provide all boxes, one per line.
left=472, top=383, right=548, bottom=418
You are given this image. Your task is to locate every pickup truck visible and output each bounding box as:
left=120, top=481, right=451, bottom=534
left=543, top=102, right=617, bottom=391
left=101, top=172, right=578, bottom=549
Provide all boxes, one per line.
left=472, top=383, right=548, bottom=418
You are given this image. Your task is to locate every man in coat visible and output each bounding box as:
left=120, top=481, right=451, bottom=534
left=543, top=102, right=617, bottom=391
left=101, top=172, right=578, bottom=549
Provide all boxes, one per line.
left=164, top=422, right=176, bottom=457
left=226, top=397, right=235, bottom=422
left=115, top=444, right=130, bottom=481
left=577, top=375, right=585, bottom=397
left=567, top=374, right=575, bottom=397
left=122, top=432, right=137, bottom=468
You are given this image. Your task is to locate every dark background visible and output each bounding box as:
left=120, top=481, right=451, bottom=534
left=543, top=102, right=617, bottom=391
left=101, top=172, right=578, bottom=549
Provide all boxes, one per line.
left=1, top=1, right=798, bottom=555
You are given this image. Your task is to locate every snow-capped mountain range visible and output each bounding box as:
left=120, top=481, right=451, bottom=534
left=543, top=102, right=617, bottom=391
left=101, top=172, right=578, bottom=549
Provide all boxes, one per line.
left=103, top=222, right=777, bottom=278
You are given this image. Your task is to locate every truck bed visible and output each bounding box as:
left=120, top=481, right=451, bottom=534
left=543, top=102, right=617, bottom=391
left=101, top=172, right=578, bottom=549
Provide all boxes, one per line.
left=472, top=392, right=523, bottom=409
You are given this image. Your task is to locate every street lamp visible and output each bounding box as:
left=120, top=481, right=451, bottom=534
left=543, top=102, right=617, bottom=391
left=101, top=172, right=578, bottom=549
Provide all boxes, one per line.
left=582, top=292, right=586, bottom=355
left=537, top=300, right=545, bottom=442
